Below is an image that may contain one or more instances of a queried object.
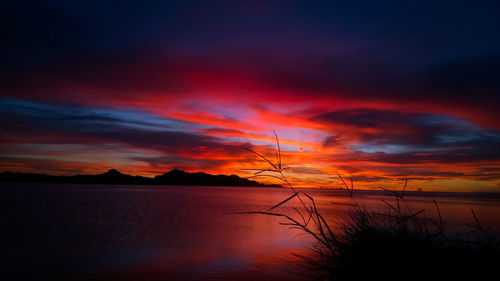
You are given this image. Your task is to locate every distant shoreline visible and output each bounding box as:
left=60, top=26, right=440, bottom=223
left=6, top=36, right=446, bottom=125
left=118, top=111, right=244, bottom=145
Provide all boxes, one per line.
left=0, top=169, right=282, bottom=188
left=2, top=180, right=499, bottom=199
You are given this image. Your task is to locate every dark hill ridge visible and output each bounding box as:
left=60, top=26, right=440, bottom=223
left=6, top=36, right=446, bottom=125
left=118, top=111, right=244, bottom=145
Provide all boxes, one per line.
left=155, top=169, right=280, bottom=186
left=0, top=169, right=282, bottom=187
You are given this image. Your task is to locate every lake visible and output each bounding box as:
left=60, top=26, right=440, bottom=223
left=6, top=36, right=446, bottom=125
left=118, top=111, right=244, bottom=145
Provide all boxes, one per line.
left=2, top=183, right=500, bottom=280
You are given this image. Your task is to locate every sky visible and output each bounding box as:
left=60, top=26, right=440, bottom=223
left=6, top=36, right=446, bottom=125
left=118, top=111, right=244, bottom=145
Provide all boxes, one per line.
left=1, top=0, right=499, bottom=191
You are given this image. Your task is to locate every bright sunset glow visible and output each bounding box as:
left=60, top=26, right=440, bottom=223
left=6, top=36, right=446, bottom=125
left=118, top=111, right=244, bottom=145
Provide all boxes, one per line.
left=1, top=2, right=499, bottom=191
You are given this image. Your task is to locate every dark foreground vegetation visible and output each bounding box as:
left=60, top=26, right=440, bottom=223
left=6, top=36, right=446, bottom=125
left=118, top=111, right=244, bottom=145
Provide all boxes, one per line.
left=308, top=200, right=500, bottom=280
left=0, top=169, right=281, bottom=187
left=242, top=133, right=500, bottom=280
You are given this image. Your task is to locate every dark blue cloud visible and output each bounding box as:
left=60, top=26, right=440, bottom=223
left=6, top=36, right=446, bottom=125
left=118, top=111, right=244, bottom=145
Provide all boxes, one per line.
left=313, top=108, right=500, bottom=160
left=0, top=98, right=200, bottom=132
left=2, top=1, right=499, bottom=115
left=3, top=1, right=499, bottom=66
left=0, top=99, right=241, bottom=155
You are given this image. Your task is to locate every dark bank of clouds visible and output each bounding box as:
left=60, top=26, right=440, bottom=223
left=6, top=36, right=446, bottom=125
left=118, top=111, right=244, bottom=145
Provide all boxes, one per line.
left=1, top=98, right=498, bottom=166
left=314, top=108, right=500, bottom=148
left=0, top=99, right=243, bottom=156
left=313, top=108, right=500, bottom=166
left=2, top=1, right=500, bottom=118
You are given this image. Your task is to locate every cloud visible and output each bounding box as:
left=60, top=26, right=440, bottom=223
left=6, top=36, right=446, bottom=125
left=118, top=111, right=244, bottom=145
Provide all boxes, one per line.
left=288, top=166, right=326, bottom=175
left=0, top=98, right=244, bottom=157
left=313, top=109, right=500, bottom=155
left=413, top=55, right=500, bottom=100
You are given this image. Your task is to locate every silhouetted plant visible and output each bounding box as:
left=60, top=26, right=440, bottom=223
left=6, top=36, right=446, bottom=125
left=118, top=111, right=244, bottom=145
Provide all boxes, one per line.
left=239, top=132, right=500, bottom=280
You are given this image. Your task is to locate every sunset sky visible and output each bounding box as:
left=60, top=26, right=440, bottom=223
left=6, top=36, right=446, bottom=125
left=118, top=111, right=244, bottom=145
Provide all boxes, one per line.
left=1, top=1, right=499, bottom=191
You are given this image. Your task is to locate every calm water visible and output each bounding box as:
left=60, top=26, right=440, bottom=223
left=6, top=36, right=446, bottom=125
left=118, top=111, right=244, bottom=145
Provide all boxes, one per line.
left=2, top=183, right=500, bottom=280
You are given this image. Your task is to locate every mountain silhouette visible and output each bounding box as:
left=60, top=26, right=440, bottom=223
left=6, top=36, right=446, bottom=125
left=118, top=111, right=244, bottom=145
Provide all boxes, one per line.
left=0, top=169, right=281, bottom=187
left=154, top=169, right=280, bottom=186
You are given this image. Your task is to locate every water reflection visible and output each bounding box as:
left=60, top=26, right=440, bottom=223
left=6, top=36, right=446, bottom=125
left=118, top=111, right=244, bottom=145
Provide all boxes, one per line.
left=2, top=184, right=499, bottom=280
